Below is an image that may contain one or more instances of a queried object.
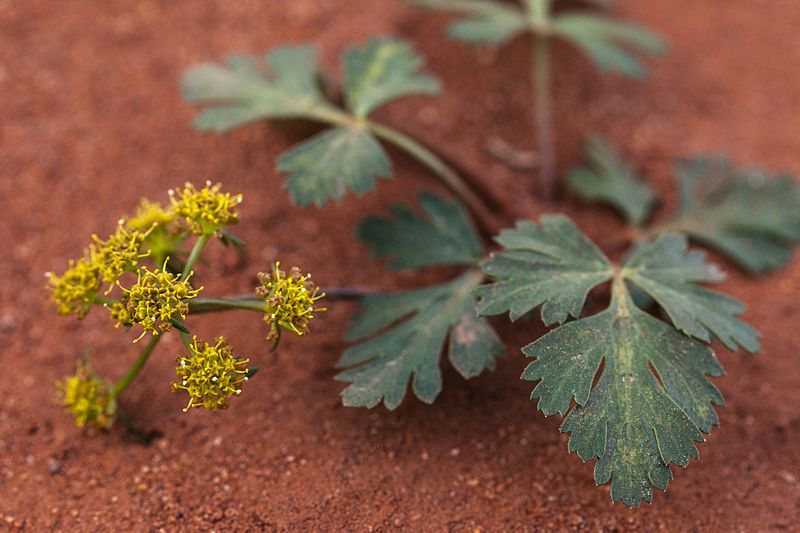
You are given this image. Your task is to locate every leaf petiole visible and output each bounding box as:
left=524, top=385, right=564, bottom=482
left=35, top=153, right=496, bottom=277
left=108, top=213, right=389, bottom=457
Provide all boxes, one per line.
left=532, top=33, right=555, bottom=199
left=366, top=121, right=503, bottom=234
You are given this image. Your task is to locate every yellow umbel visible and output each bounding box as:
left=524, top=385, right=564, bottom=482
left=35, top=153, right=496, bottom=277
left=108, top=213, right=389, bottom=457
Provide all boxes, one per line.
left=173, top=337, right=249, bottom=411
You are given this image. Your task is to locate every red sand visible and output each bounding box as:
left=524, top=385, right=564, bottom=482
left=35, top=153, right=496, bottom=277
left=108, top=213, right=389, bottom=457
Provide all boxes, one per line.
left=1, top=0, right=799, bottom=530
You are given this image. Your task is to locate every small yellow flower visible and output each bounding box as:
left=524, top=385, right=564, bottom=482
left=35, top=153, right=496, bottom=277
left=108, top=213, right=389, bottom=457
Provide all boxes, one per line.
left=108, top=301, right=131, bottom=328
left=117, top=264, right=202, bottom=341
left=89, top=221, right=150, bottom=287
left=169, top=181, right=242, bottom=236
left=172, top=337, right=249, bottom=411
left=46, top=258, right=102, bottom=318
left=58, top=360, right=114, bottom=429
left=256, top=262, right=325, bottom=342
left=126, top=199, right=185, bottom=267
left=126, top=199, right=176, bottom=232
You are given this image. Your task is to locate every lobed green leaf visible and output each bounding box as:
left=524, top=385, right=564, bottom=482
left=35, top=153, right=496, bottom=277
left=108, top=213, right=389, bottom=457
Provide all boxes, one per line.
left=567, top=137, right=657, bottom=226
left=524, top=289, right=723, bottom=506
left=181, top=46, right=332, bottom=131
left=356, top=192, right=483, bottom=270
left=670, top=157, right=800, bottom=273
left=338, top=271, right=504, bottom=409
left=523, top=299, right=723, bottom=506
left=622, top=234, right=760, bottom=352
left=479, top=214, right=757, bottom=506
left=475, top=215, right=613, bottom=324
left=344, top=37, right=441, bottom=118
left=552, top=14, right=665, bottom=78
left=278, top=127, right=391, bottom=207
left=404, top=0, right=527, bottom=45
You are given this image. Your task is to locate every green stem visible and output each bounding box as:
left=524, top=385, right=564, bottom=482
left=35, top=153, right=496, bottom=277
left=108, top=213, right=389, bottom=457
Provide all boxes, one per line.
left=109, top=334, right=161, bottom=399
left=92, top=294, right=117, bottom=306
left=189, top=296, right=265, bottom=314
left=178, top=330, right=194, bottom=351
left=527, top=0, right=552, bottom=23
left=182, top=233, right=210, bottom=280
left=188, top=287, right=366, bottom=315
left=367, top=122, right=501, bottom=235
left=296, top=103, right=502, bottom=235
left=533, top=34, right=556, bottom=199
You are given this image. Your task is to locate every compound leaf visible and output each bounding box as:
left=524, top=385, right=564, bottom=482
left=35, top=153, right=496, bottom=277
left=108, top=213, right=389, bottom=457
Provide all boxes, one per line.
left=622, top=234, right=760, bottom=352
left=356, top=192, right=483, bottom=270
left=552, top=14, right=665, bottom=78
left=670, top=157, right=800, bottom=273
left=478, top=214, right=758, bottom=505
left=344, top=37, right=441, bottom=118
left=278, top=126, right=391, bottom=207
left=182, top=45, right=333, bottom=131
left=475, top=215, right=613, bottom=324
left=405, top=0, right=527, bottom=45
left=568, top=137, right=657, bottom=226
left=338, top=271, right=504, bottom=409
left=524, top=295, right=723, bottom=506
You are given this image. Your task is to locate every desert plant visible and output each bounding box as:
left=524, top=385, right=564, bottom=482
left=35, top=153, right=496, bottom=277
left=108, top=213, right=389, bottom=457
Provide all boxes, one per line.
left=403, top=0, right=664, bottom=197
left=349, top=135, right=800, bottom=505
left=47, top=182, right=325, bottom=433
left=182, top=37, right=501, bottom=233
left=176, top=36, right=800, bottom=506
left=343, top=181, right=767, bottom=505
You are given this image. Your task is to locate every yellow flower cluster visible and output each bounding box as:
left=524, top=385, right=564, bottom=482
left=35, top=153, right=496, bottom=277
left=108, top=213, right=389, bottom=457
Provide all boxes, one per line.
left=256, top=262, right=325, bottom=342
left=47, top=223, right=151, bottom=317
left=115, top=265, right=202, bottom=341
left=58, top=360, right=113, bottom=429
left=46, top=258, right=102, bottom=317
left=126, top=199, right=177, bottom=232
left=169, top=181, right=242, bottom=236
left=172, top=337, right=249, bottom=411
left=89, top=222, right=150, bottom=289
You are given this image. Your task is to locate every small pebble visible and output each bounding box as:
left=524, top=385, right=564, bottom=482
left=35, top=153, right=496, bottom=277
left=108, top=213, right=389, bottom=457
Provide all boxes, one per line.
left=47, top=457, right=61, bottom=475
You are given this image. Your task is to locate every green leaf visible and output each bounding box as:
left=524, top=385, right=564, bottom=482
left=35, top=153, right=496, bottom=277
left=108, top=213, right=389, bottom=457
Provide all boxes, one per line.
left=404, top=1, right=526, bottom=45
left=552, top=14, right=665, bottom=78
left=356, top=192, right=483, bottom=270
left=524, top=293, right=723, bottom=506
left=338, top=271, right=504, bottom=409
left=278, top=126, right=391, bottom=207
left=475, top=215, right=613, bottom=324
left=669, top=157, right=800, bottom=273
left=344, top=37, right=441, bottom=118
left=182, top=45, right=333, bottom=131
left=567, top=137, right=656, bottom=226
left=479, top=214, right=758, bottom=505
left=622, top=234, right=760, bottom=352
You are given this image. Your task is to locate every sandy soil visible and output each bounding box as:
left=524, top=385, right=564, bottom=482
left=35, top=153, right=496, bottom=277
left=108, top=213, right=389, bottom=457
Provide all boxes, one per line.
left=1, top=0, right=799, bottom=531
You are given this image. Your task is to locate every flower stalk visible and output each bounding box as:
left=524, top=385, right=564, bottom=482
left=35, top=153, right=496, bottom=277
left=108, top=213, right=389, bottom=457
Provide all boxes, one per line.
left=109, top=334, right=162, bottom=399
